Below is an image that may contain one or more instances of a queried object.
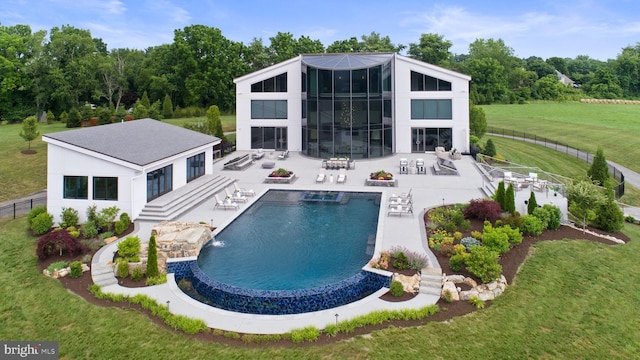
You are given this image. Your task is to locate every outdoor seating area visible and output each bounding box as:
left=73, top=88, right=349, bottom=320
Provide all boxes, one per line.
left=399, top=158, right=426, bottom=175
left=322, top=157, right=353, bottom=170
left=433, top=157, right=458, bottom=175
left=387, top=189, right=413, bottom=216
left=233, top=183, right=256, bottom=197
left=252, top=148, right=265, bottom=160
left=503, top=171, right=548, bottom=191
left=214, top=194, right=239, bottom=210
left=222, top=154, right=253, bottom=170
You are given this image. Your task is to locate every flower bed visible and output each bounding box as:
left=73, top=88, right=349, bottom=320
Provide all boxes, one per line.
left=366, top=170, right=396, bottom=187
left=264, top=168, right=296, bottom=184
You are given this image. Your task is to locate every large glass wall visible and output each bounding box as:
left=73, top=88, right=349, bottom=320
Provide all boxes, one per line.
left=411, top=128, right=452, bottom=152
left=302, top=61, right=394, bottom=159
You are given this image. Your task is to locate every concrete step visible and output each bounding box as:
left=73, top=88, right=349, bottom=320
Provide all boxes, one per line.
left=91, top=266, right=114, bottom=276
left=419, top=286, right=442, bottom=296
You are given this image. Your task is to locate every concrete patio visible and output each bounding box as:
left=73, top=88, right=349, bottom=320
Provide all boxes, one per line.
left=92, top=150, right=551, bottom=334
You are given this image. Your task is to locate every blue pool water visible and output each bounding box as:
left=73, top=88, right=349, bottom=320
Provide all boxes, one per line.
left=197, top=190, right=380, bottom=291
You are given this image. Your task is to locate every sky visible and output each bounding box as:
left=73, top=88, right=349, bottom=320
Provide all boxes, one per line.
left=2, top=0, right=640, bottom=61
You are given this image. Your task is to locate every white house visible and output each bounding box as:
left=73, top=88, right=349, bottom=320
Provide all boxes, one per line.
left=43, top=119, right=220, bottom=223
left=234, top=53, right=471, bottom=159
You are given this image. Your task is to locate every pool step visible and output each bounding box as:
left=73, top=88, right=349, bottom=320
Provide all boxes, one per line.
left=419, top=267, right=443, bottom=296
left=366, top=235, right=376, bottom=255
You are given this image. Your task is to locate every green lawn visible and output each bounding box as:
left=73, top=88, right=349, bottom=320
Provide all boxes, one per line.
left=2, top=217, right=639, bottom=359
left=482, top=102, right=640, bottom=173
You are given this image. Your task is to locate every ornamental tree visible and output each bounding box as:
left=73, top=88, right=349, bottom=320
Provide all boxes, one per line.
left=19, top=115, right=40, bottom=151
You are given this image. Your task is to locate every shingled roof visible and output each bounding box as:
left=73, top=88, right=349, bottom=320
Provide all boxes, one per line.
left=43, top=118, right=219, bottom=166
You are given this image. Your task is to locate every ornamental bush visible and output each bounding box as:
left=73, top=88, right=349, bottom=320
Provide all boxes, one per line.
left=521, top=215, right=544, bottom=236
left=527, top=191, right=538, bottom=215
left=27, top=205, right=47, bottom=228
left=117, top=235, right=140, bottom=259
left=543, top=204, right=562, bottom=230
left=60, top=207, right=79, bottom=228
left=31, top=211, right=54, bottom=235
left=146, top=235, right=159, bottom=278
left=480, top=224, right=510, bottom=254
left=117, top=261, right=130, bottom=278
left=81, top=220, right=98, bottom=239
left=460, top=237, right=482, bottom=251
left=36, top=229, right=88, bottom=260
left=449, top=253, right=468, bottom=272
left=593, top=197, right=625, bottom=232
left=114, top=220, right=128, bottom=235
left=390, top=280, right=404, bottom=297
left=131, top=267, right=144, bottom=281
left=466, top=246, right=502, bottom=284
left=393, top=252, right=409, bottom=270
left=462, top=199, right=502, bottom=222
left=69, top=261, right=83, bottom=278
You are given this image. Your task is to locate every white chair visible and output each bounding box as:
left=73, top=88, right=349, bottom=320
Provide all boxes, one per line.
left=503, top=171, right=517, bottom=184
left=336, top=168, right=347, bottom=184
left=316, top=169, right=326, bottom=183
left=214, top=194, right=238, bottom=210
left=526, top=172, right=538, bottom=183
left=225, top=188, right=247, bottom=203
left=233, top=182, right=255, bottom=197
left=277, top=150, right=289, bottom=160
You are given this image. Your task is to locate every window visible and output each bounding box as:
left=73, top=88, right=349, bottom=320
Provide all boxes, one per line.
left=187, top=153, right=205, bottom=182
left=411, top=99, right=452, bottom=119
left=93, top=177, right=118, bottom=201
left=63, top=176, right=88, bottom=199
left=251, top=100, right=287, bottom=119
left=250, top=127, right=288, bottom=150
left=410, top=71, right=452, bottom=91
left=147, top=165, right=173, bottom=201
left=250, top=73, right=287, bottom=92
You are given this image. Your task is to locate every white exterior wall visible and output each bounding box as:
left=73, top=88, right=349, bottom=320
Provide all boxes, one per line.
left=47, top=143, right=137, bottom=225
left=394, top=56, right=470, bottom=154
left=47, top=143, right=214, bottom=224
left=235, top=56, right=302, bottom=151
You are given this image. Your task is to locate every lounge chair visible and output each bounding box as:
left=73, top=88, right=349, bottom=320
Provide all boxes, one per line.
left=336, top=168, right=347, bottom=184
left=252, top=148, right=265, bottom=160
left=388, top=197, right=411, bottom=208
left=214, top=194, right=239, bottom=210
left=277, top=150, right=289, bottom=160
left=387, top=204, right=413, bottom=216
left=233, top=182, right=256, bottom=197
left=316, top=169, right=326, bottom=183
left=503, top=171, right=517, bottom=184
left=225, top=188, right=247, bottom=203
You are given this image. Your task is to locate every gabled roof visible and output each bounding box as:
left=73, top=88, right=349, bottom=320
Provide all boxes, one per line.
left=43, top=118, right=219, bottom=166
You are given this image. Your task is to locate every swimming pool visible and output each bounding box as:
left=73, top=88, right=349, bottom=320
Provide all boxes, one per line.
left=170, top=190, right=392, bottom=314
left=198, top=190, right=378, bottom=290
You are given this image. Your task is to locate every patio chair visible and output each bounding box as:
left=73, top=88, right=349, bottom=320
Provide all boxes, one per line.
left=388, top=197, right=411, bottom=208
left=252, top=148, right=265, bottom=160
left=387, top=204, right=413, bottom=216
left=214, top=194, right=239, bottom=210
left=336, top=168, right=347, bottom=184
left=503, top=171, right=517, bottom=184
left=315, top=169, right=326, bottom=183
left=225, top=188, right=247, bottom=203
left=277, top=150, right=289, bottom=160
left=233, top=182, right=255, bottom=197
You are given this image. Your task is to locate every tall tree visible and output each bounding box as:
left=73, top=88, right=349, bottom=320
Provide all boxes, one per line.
left=587, top=146, right=610, bottom=186
left=465, top=57, right=507, bottom=104
left=408, top=33, right=452, bottom=67
left=360, top=32, right=405, bottom=53
left=527, top=191, right=538, bottom=215
left=162, top=94, right=173, bottom=119
left=505, top=183, right=516, bottom=215
left=469, top=103, right=487, bottom=137
left=613, top=45, right=640, bottom=97
left=567, top=179, right=607, bottom=230
left=326, top=37, right=361, bottom=53
left=19, top=115, right=40, bottom=151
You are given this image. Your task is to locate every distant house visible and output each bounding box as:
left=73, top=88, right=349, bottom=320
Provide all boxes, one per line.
left=555, top=70, right=576, bottom=87
left=42, top=119, right=220, bottom=223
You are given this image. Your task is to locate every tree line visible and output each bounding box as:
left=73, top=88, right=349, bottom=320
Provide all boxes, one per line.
left=1, top=23, right=639, bottom=124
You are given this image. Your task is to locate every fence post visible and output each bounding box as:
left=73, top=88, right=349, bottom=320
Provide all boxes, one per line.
left=30, top=198, right=33, bottom=209
left=13, top=203, right=16, bottom=220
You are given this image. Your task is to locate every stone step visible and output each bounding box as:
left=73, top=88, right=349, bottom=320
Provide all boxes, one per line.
left=91, top=266, right=114, bottom=276
left=420, top=278, right=442, bottom=288
left=421, top=267, right=443, bottom=276
left=92, top=271, right=117, bottom=287
left=94, top=277, right=117, bottom=287
left=419, top=286, right=441, bottom=296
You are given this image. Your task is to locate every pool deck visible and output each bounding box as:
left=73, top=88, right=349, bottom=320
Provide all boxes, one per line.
left=93, top=151, right=487, bottom=334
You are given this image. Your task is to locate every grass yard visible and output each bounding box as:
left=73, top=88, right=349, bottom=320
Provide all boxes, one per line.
left=1, top=217, right=639, bottom=359
left=482, top=102, right=640, bottom=173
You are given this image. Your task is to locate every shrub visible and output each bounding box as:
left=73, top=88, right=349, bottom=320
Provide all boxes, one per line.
left=131, top=267, right=144, bottom=281
left=86, top=204, right=98, bottom=223
left=505, top=183, right=516, bottom=215
left=47, top=261, right=68, bottom=274
left=31, top=211, right=54, bottom=235
left=470, top=230, right=483, bottom=240
left=99, top=231, right=114, bottom=240
left=480, top=224, right=510, bottom=254
left=453, top=231, right=463, bottom=241
left=81, top=220, right=98, bottom=239
left=542, top=204, right=562, bottom=230
left=466, top=246, right=502, bottom=284
left=453, top=244, right=467, bottom=255
left=69, top=261, right=83, bottom=278
left=36, top=229, right=88, bottom=260
left=390, top=280, right=404, bottom=297
left=460, top=237, right=482, bottom=251
left=463, top=199, right=502, bottom=222
left=116, top=261, right=130, bottom=278
left=484, top=139, right=496, bottom=157
left=290, top=326, right=321, bottom=343
left=502, top=213, right=523, bottom=232
left=146, top=273, right=167, bottom=286
left=428, top=229, right=454, bottom=251
left=469, top=296, right=485, bottom=309
left=66, top=226, right=80, bottom=238
left=449, top=253, right=467, bottom=272
left=442, top=289, right=454, bottom=303
left=593, top=198, right=625, bottom=232
left=527, top=192, right=538, bottom=215
left=97, top=206, right=120, bottom=232
left=494, top=181, right=506, bottom=211
left=439, top=243, right=455, bottom=257
left=146, top=235, right=159, bottom=278
left=532, top=207, right=550, bottom=229
left=117, top=235, right=140, bottom=259
left=59, top=207, right=79, bottom=228
left=393, top=252, right=409, bottom=270
left=521, top=215, right=544, bottom=236
left=27, top=205, right=47, bottom=228
left=119, top=212, right=131, bottom=227
left=625, top=215, right=637, bottom=223
left=369, top=251, right=390, bottom=270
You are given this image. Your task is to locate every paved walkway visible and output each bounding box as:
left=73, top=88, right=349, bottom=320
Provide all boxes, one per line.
left=489, top=132, right=640, bottom=219
left=92, top=151, right=488, bottom=334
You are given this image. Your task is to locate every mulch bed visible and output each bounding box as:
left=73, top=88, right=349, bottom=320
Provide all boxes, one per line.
left=39, top=219, right=631, bottom=347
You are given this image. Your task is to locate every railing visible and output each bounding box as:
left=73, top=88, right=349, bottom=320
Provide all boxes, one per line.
left=487, top=126, right=625, bottom=197
left=0, top=194, right=47, bottom=220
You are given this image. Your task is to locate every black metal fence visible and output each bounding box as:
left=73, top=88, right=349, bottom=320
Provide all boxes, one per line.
left=0, top=195, right=47, bottom=220
left=488, top=126, right=625, bottom=197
